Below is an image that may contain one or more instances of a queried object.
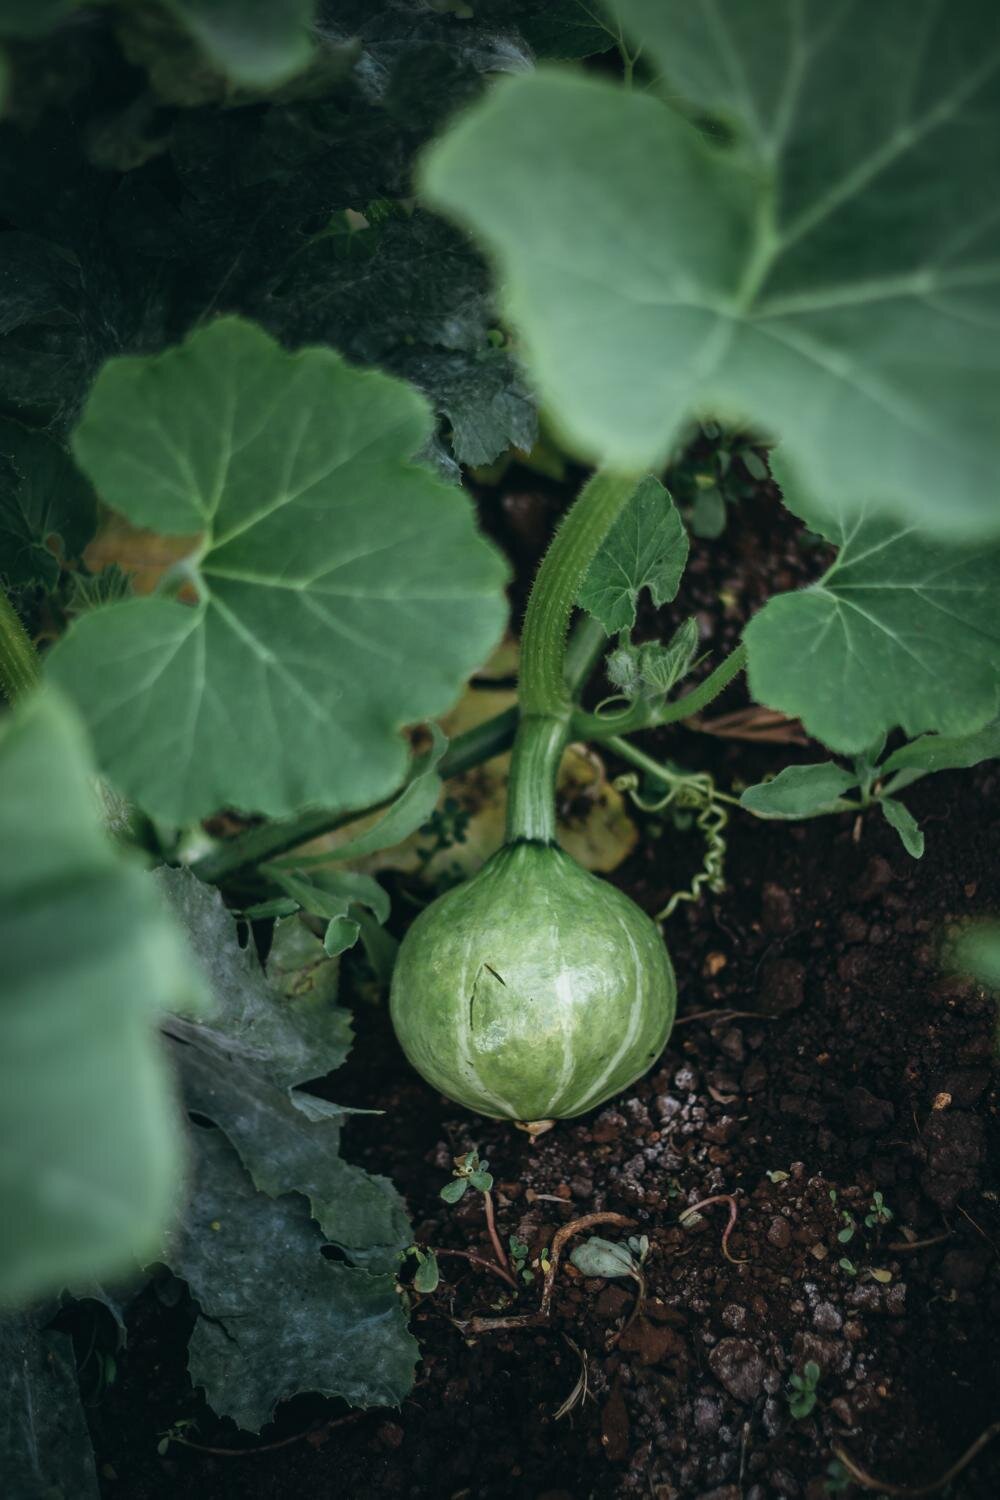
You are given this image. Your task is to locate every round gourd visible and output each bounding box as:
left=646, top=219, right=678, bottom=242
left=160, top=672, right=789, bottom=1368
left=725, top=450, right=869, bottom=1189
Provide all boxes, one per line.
left=390, top=841, right=676, bottom=1122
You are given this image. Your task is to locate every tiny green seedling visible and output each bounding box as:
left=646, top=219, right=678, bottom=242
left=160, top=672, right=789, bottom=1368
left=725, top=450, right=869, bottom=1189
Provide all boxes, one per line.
left=440, top=1148, right=493, bottom=1203
left=838, top=1257, right=858, bottom=1277
left=508, top=1235, right=534, bottom=1284
left=824, top=1459, right=851, bottom=1495
left=787, top=1360, right=821, bottom=1420
left=864, top=1192, right=893, bottom=1230
left=570, top=1235, right=643, bottom=1280
left=569, top=1233, right=648, bottom=1330
left=836, top=1211, right=856, bottom=1245
left=440, top=1149, right=510, bottom=1277
left=404, top=1245, right=441, bottom=1294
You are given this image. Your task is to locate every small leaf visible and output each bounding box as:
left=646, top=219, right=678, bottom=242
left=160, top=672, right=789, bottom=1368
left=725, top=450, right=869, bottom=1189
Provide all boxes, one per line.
left=870, top=1268, right=893, bottom=1285
left=883, top=721, right=1000, bottom=777
left=276, top=874, right=389, bottom=927
left=577, top=475, right=688, bottom=633
left=880, top=798, right=924, bottom=859
left=413, top=1250, right=440, bottom=1294
left=323, top=915, right=361, bottom=958
left=469, top=1170, right=494, bottom=1193
left=440, top=1178, right=468, bottom=1204
left=740, top=763, right=858, bottom=819
left=569, top=1236, right=637, bottom=1279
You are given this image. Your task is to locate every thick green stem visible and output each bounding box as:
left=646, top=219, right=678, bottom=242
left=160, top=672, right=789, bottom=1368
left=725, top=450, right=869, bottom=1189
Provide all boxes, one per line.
left=519, top=470, right=638, bottom=719
left=505, top=714, right=568, bottom=843
left=0, top=588, right=41, bottom=703
left=571, top=641, right=748, bottom=741
left=506, top=469, right=637, bottom=842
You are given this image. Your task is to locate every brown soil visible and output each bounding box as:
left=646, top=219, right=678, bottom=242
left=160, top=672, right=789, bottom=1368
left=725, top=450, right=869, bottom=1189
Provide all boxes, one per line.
left=89, top=482, right=1000, bottom=1500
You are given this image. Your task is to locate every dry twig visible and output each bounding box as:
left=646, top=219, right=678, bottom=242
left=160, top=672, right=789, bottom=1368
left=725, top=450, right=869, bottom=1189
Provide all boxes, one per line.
left=833, top=1421, right=1000, bottom=1496
left=456, top=1211, right=635, bottom=1336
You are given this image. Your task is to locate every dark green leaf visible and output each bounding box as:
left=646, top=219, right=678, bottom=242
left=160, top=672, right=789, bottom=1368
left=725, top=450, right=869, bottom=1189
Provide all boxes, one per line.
left=0, top=1312, right=98, bottom=1499
left=0, top=420, right=95, bottom=587
left=578, top=475, right=688, bottom=633
left=745, top=491, right=1000, bottom=754
left=740, top=762, right=858, bottom=820
left=157, top=876, right=409, bottom=1266
left=883, top=722, right=1000, bottom=776
left=46, top=317, right=509, bottom=822
left=164, top=1127, right=417, bottom=1431
left=880, top=797, right=924, bottom=859
left=0, top=692, right=207, bottom=1304
left=475, top=0, right=622, bottom=59
left=265, top=866, right=390, bottom=958
left=423, top=2, right=1000, bottom=534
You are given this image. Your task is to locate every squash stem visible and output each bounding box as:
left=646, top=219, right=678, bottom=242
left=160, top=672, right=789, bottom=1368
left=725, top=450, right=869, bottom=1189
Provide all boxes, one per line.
left=518, top=469, right=639, bottom=719
left=507, top=469, right=638, bottom=843
left=505, top=713, right=568, bottom=843
left=0, top=587, right=41, bottom=704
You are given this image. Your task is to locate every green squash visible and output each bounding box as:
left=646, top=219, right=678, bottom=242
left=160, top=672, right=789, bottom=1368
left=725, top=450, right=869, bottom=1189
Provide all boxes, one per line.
left=390, top=841, right=676, bottom=1122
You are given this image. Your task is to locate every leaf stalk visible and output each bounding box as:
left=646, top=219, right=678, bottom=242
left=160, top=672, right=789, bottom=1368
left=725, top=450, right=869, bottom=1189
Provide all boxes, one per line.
left=0, top=588, right=41, bottom=704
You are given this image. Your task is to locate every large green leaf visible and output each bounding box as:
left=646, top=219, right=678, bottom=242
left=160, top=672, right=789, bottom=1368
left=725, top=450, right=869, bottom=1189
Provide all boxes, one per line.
left=422, top=1, right=1000, bottom=534
left=744, top=493, right=1000, bottom=753
left=577, top=475, right=687, bottom=634
left=162, top=0, right=318, bottom=86
left=0, top=692, right=206, bottom=1305
left=159, top=872, right=409, bottom=1266
left=166, top=1127, right=417, bottom=1432
left=0, top=1313, right=98, bottom=1498
left=46, top=317, right=508, bottom=822
left=0, top=419, right=96, bottom=588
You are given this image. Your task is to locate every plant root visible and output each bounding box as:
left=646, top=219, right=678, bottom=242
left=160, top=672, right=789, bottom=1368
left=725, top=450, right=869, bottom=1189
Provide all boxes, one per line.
left=482, top=1188, right=510, bottom=1271
left=164, top=1410, right=365, bottom=1458
left=432, top=1247, right=519, bottom=1291
left=832, top=1420, right=1000, bottom=1496
left=455, top=1211, right=635, bottom=1337
left=679, top=1193, right=747, bottom=1264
